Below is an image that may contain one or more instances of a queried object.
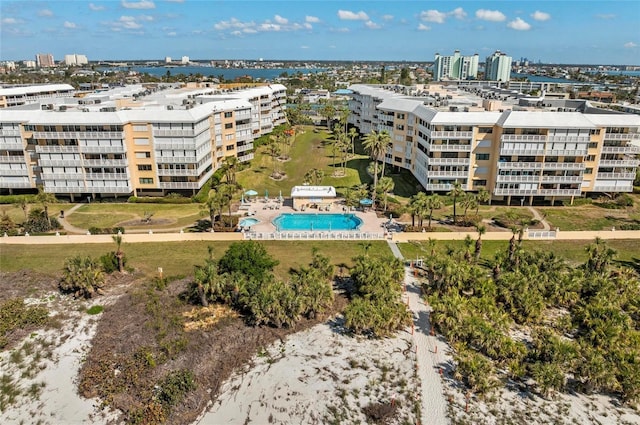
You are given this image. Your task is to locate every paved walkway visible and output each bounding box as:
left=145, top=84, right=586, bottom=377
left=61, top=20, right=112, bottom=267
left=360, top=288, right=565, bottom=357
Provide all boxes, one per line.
left=528, top=206, right=551, bottom=231
left=57, top=204, right=86, bottom=234
left=389, top=240, right=449, bottom=425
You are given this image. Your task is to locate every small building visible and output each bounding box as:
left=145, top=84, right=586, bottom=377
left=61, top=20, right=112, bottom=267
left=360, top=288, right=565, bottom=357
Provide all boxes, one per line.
left=291, top=186, right=337, bottom=210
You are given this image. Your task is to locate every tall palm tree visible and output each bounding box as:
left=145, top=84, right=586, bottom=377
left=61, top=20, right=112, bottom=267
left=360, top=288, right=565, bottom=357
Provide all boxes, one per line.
left=475, top=224, right=487, bottom=261
left=348, top=127, right=358, bottom=157
left=201, top=188, right=226, bottom=232
left=377, top=176, right=394, bottom=212
left=36, top=186, right=57, bottom=229
left=363, top=130, right=391, bottom=205
left=476, top=188, right=491, bottom=215
left=112, top=234, right=124, bottom=272
left=425, top=193, right=444, bottom=229
left=221, top=156, right=239, bottom=186
left=408, top=192, right=428, bottom=227
left=447, top=181, right=465, bottom=225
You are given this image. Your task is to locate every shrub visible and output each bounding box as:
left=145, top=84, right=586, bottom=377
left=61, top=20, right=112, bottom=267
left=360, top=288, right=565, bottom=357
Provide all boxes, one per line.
left=563, top=197, right=592, bottom=206
left=615, top=194, right=634, bottom=207
left=86, top=305, right=104, bottom=315
left=59, top=256, right=105, bottom=299
left=99, top=251, right=127, bottom=273
left=156, top=369, right=196, bottom=410
left=0, top=194, right=37, bottom=204
left=127, top=196, right=191, bottom=204
left=0, top=213, right=17, bottom=235
left=218, top=241, right=279, bottom=283
left=23, top=208, right=61, bottom=233
left=89, top=226, right=125, bottom=235
left=0, top=298, right=49, bottom=349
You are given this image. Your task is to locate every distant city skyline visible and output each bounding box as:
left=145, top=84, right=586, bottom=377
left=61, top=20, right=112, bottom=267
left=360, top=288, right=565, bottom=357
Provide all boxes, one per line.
left=1, top=1, right=639, bottom=65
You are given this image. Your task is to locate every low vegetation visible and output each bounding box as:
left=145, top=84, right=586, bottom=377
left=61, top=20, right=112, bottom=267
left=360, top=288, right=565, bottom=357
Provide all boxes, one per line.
left=0, top=298, right=49, bottom=349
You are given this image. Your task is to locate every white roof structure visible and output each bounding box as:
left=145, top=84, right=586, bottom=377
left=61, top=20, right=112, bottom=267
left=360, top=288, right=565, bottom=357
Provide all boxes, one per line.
left=0, top=84, right=74, bottom=96
left=291, top=186, right=337, bottom=198
left=497, top=111, right=597, bottom=128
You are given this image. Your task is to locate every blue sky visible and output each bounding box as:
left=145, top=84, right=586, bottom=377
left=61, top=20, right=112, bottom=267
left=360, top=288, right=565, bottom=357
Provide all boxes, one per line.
left=1, top=1, right=639, bottom=64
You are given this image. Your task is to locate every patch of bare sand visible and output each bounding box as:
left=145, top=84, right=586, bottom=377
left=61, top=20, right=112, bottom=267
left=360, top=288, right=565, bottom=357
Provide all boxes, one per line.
left=196, top=320, right=422, bottom=425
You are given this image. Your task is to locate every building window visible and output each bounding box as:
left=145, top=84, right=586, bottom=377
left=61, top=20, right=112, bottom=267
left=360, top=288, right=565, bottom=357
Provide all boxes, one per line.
left=133, top=124, right=148, bottom=132
left=226, top=145, right=235, bottom=151
left=135, top=151, right=151, bottom=158
left=475, top=153, right=490, bottom=161
left=224, top=112, right=233, bottom=118
left=224, top=123, right=233, bottom=129
left=139, top=177, right=153, bottom=184
left=473, top=179, right=487, bottom=187
left=134, top=138, right=149, bottom=145
left=137, top=164, right=152, bottom=171
left=585, top=168, right=593, bottom=174
left=590, top=129, right=601, bottom=135
left=586, top=155, right=596, bottom=162
left=478, top=127, right=493, bottom=134
left=588, top=142, right=598, bottom=149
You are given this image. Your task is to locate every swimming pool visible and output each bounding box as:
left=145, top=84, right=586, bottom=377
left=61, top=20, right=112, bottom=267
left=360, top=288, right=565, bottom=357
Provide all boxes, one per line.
left=273, top=213, right=362, bottom=231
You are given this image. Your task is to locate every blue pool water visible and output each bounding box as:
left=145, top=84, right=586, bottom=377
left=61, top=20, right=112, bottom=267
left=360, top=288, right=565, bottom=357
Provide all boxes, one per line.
left=239, top=218, right=260, bottom=227
left=273, top=213, right=362, bottom=231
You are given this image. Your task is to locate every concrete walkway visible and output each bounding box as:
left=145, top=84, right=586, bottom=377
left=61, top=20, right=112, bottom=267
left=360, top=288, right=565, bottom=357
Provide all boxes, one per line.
left=57, top=204, right=86, bottom=234
left=388, top=240, right=450, bottom=425
left=528, top=206, right=551, bottom=231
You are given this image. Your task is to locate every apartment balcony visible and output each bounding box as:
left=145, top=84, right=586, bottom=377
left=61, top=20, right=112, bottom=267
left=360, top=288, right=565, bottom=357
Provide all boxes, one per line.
left=427, top=171, right=469, bottom=178
left=154, top=142, right=197, bottom=151
left=494, top=188, right=539, bottom=195
left=159, top=181, right=200, bottom=190
left=592, top=184, right=633, bottom=193
left=85, top=173, right=130, bottom=180
left=547, top=135, right=590, bottom=143
left=236, top=133, right=252, bottom=143
left=0, top=180, right=33, bottom=188
left=41, top=173, right=84, bottom=180
left=542, top=162, right=586, bottom=170
left=238, top=153, right=254, bottom=162
left=427, top=157, right=470, bottom=166
left=596, top=172, right=636, bottom=180
left=498, top=161, right=543, bottom=170
left=428, top=130, right=473, bottom=139
left=35, top=145, right=80, bottom=154
left=216, top=151, right=224, bottom=158
left=156, top=168, right=199, bottom=177
left=1, top=142, right=25, bottom=151
left=83, top=159, right=128, bottom=167
left=0, top=169, right=29, bottom=176
left=538, top=189, right=582, bottom=196
left=38, top=159, right=82, bottom=167
left=601, top=145, right=640, bottom=154
left=500, top=148, right=545, bottom=155
left=496, top=175, right=540, bottom=183
left=155, top=156, right=197, bottom=164
left=235, top=113, right=252, bottom=120
left=423, top=183, right=469, bottom=191
left=604, top=133, right=640, bottom=141
left=541, top=175, right=584, bottom=183
left=0, top=129, right=21, bottom=136
left=237, top=143, right=253, bottom=153
left=429, top=144, right=472, bottom=152
left=236, top=123, right=252, bottom=131
left=599, top=159, right=639, bottom=167
left=545, top=148, right=589, bottom=156
left=501, top=134, right=547, bottom=142
left=153, top=129, right=195, bottom=137
left=32, top=131, right=125, bottom=139
left=80, top=145, right=127, bottom=154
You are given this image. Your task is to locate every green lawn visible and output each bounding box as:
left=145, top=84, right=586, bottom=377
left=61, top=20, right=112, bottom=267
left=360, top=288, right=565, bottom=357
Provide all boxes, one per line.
left=0, top=240, right=393, bottom=279
left=66, top=203, right=202, bottom=230
left=539, top=205, right=640, bottom=231
left=0, top=203, right=75, bottom=225
left=398, top=239, right=640, bottom=266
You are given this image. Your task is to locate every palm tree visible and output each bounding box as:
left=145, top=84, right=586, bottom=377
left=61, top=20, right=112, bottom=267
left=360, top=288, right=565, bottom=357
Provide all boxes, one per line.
left=303, top=168, right=324, bottom=186
left=377, top=176, right=394, bottom=212
left=36, top=186, right=57, bottom=230
left=201, top=188, right=226, bottom=232
left=16, top=199, right=28, bottom=222
left=221, top=156, right=239, bottom=186
left=59, top=255, right=105, bottom=299
left=348, top=127, right=358, bottom=157
left=475, top=224, right=486, bottom=261
left=447, top=182, right=465, bottom=225
left=409, top=192, right=428, bottom=227
left=585, top=237, right=617, bottom=274
left=218, top=184, right=235, bottom=230
left=425, top=193, right=444, bottom=229
left=112, top=234, right=124, bottom=272
left=460, top=193, right=477, bottom=222
left=476, top=188, right=491, bottom=215
left=363, top=130, right=391, bottom=206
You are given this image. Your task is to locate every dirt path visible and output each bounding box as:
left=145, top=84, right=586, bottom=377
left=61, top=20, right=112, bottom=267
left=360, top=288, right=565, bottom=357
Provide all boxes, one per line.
left=389, top=240, right=450, bottom=425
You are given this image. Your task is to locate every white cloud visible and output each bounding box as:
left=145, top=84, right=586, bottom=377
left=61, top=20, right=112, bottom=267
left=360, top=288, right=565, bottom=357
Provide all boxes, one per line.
left=420, top=10, right=447, bottom=24
left=89, top=3, right=105, bottom=11
left=121, top=0, right=155, bottom=10
left=63, top=21, right=77, bottom=29
left=595, top=14, right=615, bottom=19
left=274, top=15, right=288, bottom=25
left=337, top=10, right=369, bottom=21
left=450, top=7, right=467, bottom=20
left=531, top=11, right=550, bottom=21
left=300, top=45, right=309, bottom=49
left=138, top=14, right=154, bottom=21
left=507, top=17, right=531, bottom=31
left=417, top=23, right=431, bottom=31
left=259, top=23, right=281, bottom=32
left=624, top=42, right=637, bottom=48
left=475, top=9, right=506, bottom=22
left=38, top=9, right=54, bottom=17
left=166, top=0, right=184, bottom=2
left=1, top=17, right=19, bottom=25
left=329, top=27, right=350, bottom=33
left=382, top=14, right=394, bottom=21
left=167, top=31, right=177, bottom=36
left=365, top=20, right=381, bottom=29
left=305, top=15, right=320, bottom=23
left=110, top=15, right=143, bottom=30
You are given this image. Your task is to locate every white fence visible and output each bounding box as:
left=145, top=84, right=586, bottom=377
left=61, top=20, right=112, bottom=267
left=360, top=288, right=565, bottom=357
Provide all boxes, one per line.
left=244, top=231, right=385, bottom=241
left=527, top=230, right=557, bottom=239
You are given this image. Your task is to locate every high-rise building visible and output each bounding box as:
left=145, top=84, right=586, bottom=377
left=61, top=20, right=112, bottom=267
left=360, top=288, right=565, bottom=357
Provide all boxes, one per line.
left=165, top=56, right=172, bottom=63
left=23, top=60, right=37, bottom=68
left=181, top=56, right=190, bottom=64
left=433, top=50, right=479, bottom=81
left=64, top=54, right=88, bottom=66
left=485, top=51, right=512, bottom=82
left=35, top=53, right=55, bottom=67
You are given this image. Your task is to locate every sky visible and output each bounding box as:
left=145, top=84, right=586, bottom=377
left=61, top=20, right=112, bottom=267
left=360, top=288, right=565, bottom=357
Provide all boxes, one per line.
left=1, top=1, right=639, bottom=65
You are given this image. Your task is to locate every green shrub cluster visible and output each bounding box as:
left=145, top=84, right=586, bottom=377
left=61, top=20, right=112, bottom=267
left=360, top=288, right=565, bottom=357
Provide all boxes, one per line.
left=127, top=195, right=192, bottom=204
left=88, top=226, right=125, bottom=235
left=0, top=298, right=49, bottom=349
left=0, top=194, right=37, bottom=204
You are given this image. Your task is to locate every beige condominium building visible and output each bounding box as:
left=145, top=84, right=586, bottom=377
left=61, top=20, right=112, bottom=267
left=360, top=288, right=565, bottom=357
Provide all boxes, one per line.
left=348, top=84, right=640, bottom=204
left=0, top=83, right=286, bottom=198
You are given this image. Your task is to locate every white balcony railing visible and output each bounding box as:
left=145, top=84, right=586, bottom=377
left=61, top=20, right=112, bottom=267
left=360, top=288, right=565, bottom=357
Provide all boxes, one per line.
left=539, top=189, right=582, bottom=196
left=153, top=129, right=195, bottom=137
left=596, top=172, right=636, bottom=180
left=496, top=175, right=540, bottom=183
left=85, top=173, right=130, bottom=180
left=423, top=183, right=469, bottom=191
left=547, top=135, right=590, bottom=143
left=83, top=159, right=128, bottom=167
left=38, top=159, right=82, bottom=166
left=599, top=159, right=639, bottom=167
left=238, top=153, right=254, bottom=162
left=159, top=181, right=200, bottom=189
left=40, top=173, right=84, bottom=180
left=494, top=188, right=539, bottom=195
left=498, top=162, right=544, bottom=169
left=541, top=175, right=583, bottom=183
left=155, top=156, right=197, bottom=164
left=501, top=134, right=547, bottom=142
left=1, top=143, right=24, bottom=151
left=545, top=149, right=588, bottom=156
left=429, top=144, right=472, bottom=152
left=80, top=145, right=127, bottom=154
left=427, top=157, right=470, bottom=166
left=156, top=168, right=199, bottom=176
left=237, top=144, right=253, bottom=153
left=32, top=131, right=125, bottom=139
left=0, top=180, right=33, bottom=188
left=500, top=148, right=545, bottom=155
left=0, top=129, right=21, bottom=136
left=0, top=169, right=29, bottom=176
left=427, top=171, right=468, bottom=178
left=429, top=130, right=473, bottom=139
left=601, top=145, right=640, bottom=154
left=35, top=145, right=80, bottom=153
left=542, top=162, right=585, bottom=170
left=592, top=185, right=633, bottom=193
left=154, top=142, right=197, bottom=151
left=604, top=133, right=640, bottom=141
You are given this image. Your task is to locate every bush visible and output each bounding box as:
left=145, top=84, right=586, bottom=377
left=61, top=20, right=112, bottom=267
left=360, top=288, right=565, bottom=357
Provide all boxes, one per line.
left=88, top=226, right=125, bottom=235
left=156, top=370, right=196, bottom=410
left=563, top=197, right=592, bottom=206
left=0, top=298, right=49, bottom=349
left=23, top=208, right=61, bottom=233
left=127, top=196, right=192, bottom=204
left=100, top=251, right=127, bottom=273
left=615, top=194, right=634, bottom=207
left=59, top=255, right=105, bottom=299
left=212, top=215, right=239, bottom=232
left=0, top=194, right=37, bottom=204
left=86, top=305, right=104, bottom=315
left=218, top=241, right=279, bottom=283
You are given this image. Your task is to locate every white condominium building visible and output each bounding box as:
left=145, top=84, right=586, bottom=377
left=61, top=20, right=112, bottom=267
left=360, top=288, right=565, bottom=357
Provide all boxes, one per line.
left=485, top=51, right=512, bottom=82
left=433, top=50, right=479, bottom=81
left=348, top=84, right=640, bottom=203
left=0, top=83, right=287, bottom=198
left=0, top=84, right=76, bottom=109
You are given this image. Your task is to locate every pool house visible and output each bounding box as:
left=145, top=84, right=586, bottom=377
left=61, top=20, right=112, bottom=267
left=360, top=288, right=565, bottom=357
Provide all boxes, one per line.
left=291, top=186, right=337, bottom=211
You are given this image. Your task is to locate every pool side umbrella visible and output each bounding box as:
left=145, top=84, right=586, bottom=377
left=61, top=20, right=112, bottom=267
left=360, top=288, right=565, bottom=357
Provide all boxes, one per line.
left=359, top=199, right=373, bottom=205
left=244, top=189, right=258, bottom=196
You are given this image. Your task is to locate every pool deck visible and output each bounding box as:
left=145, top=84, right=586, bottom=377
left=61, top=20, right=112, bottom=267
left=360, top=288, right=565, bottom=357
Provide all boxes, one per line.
left=239, top=198, right=386, bottom=234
